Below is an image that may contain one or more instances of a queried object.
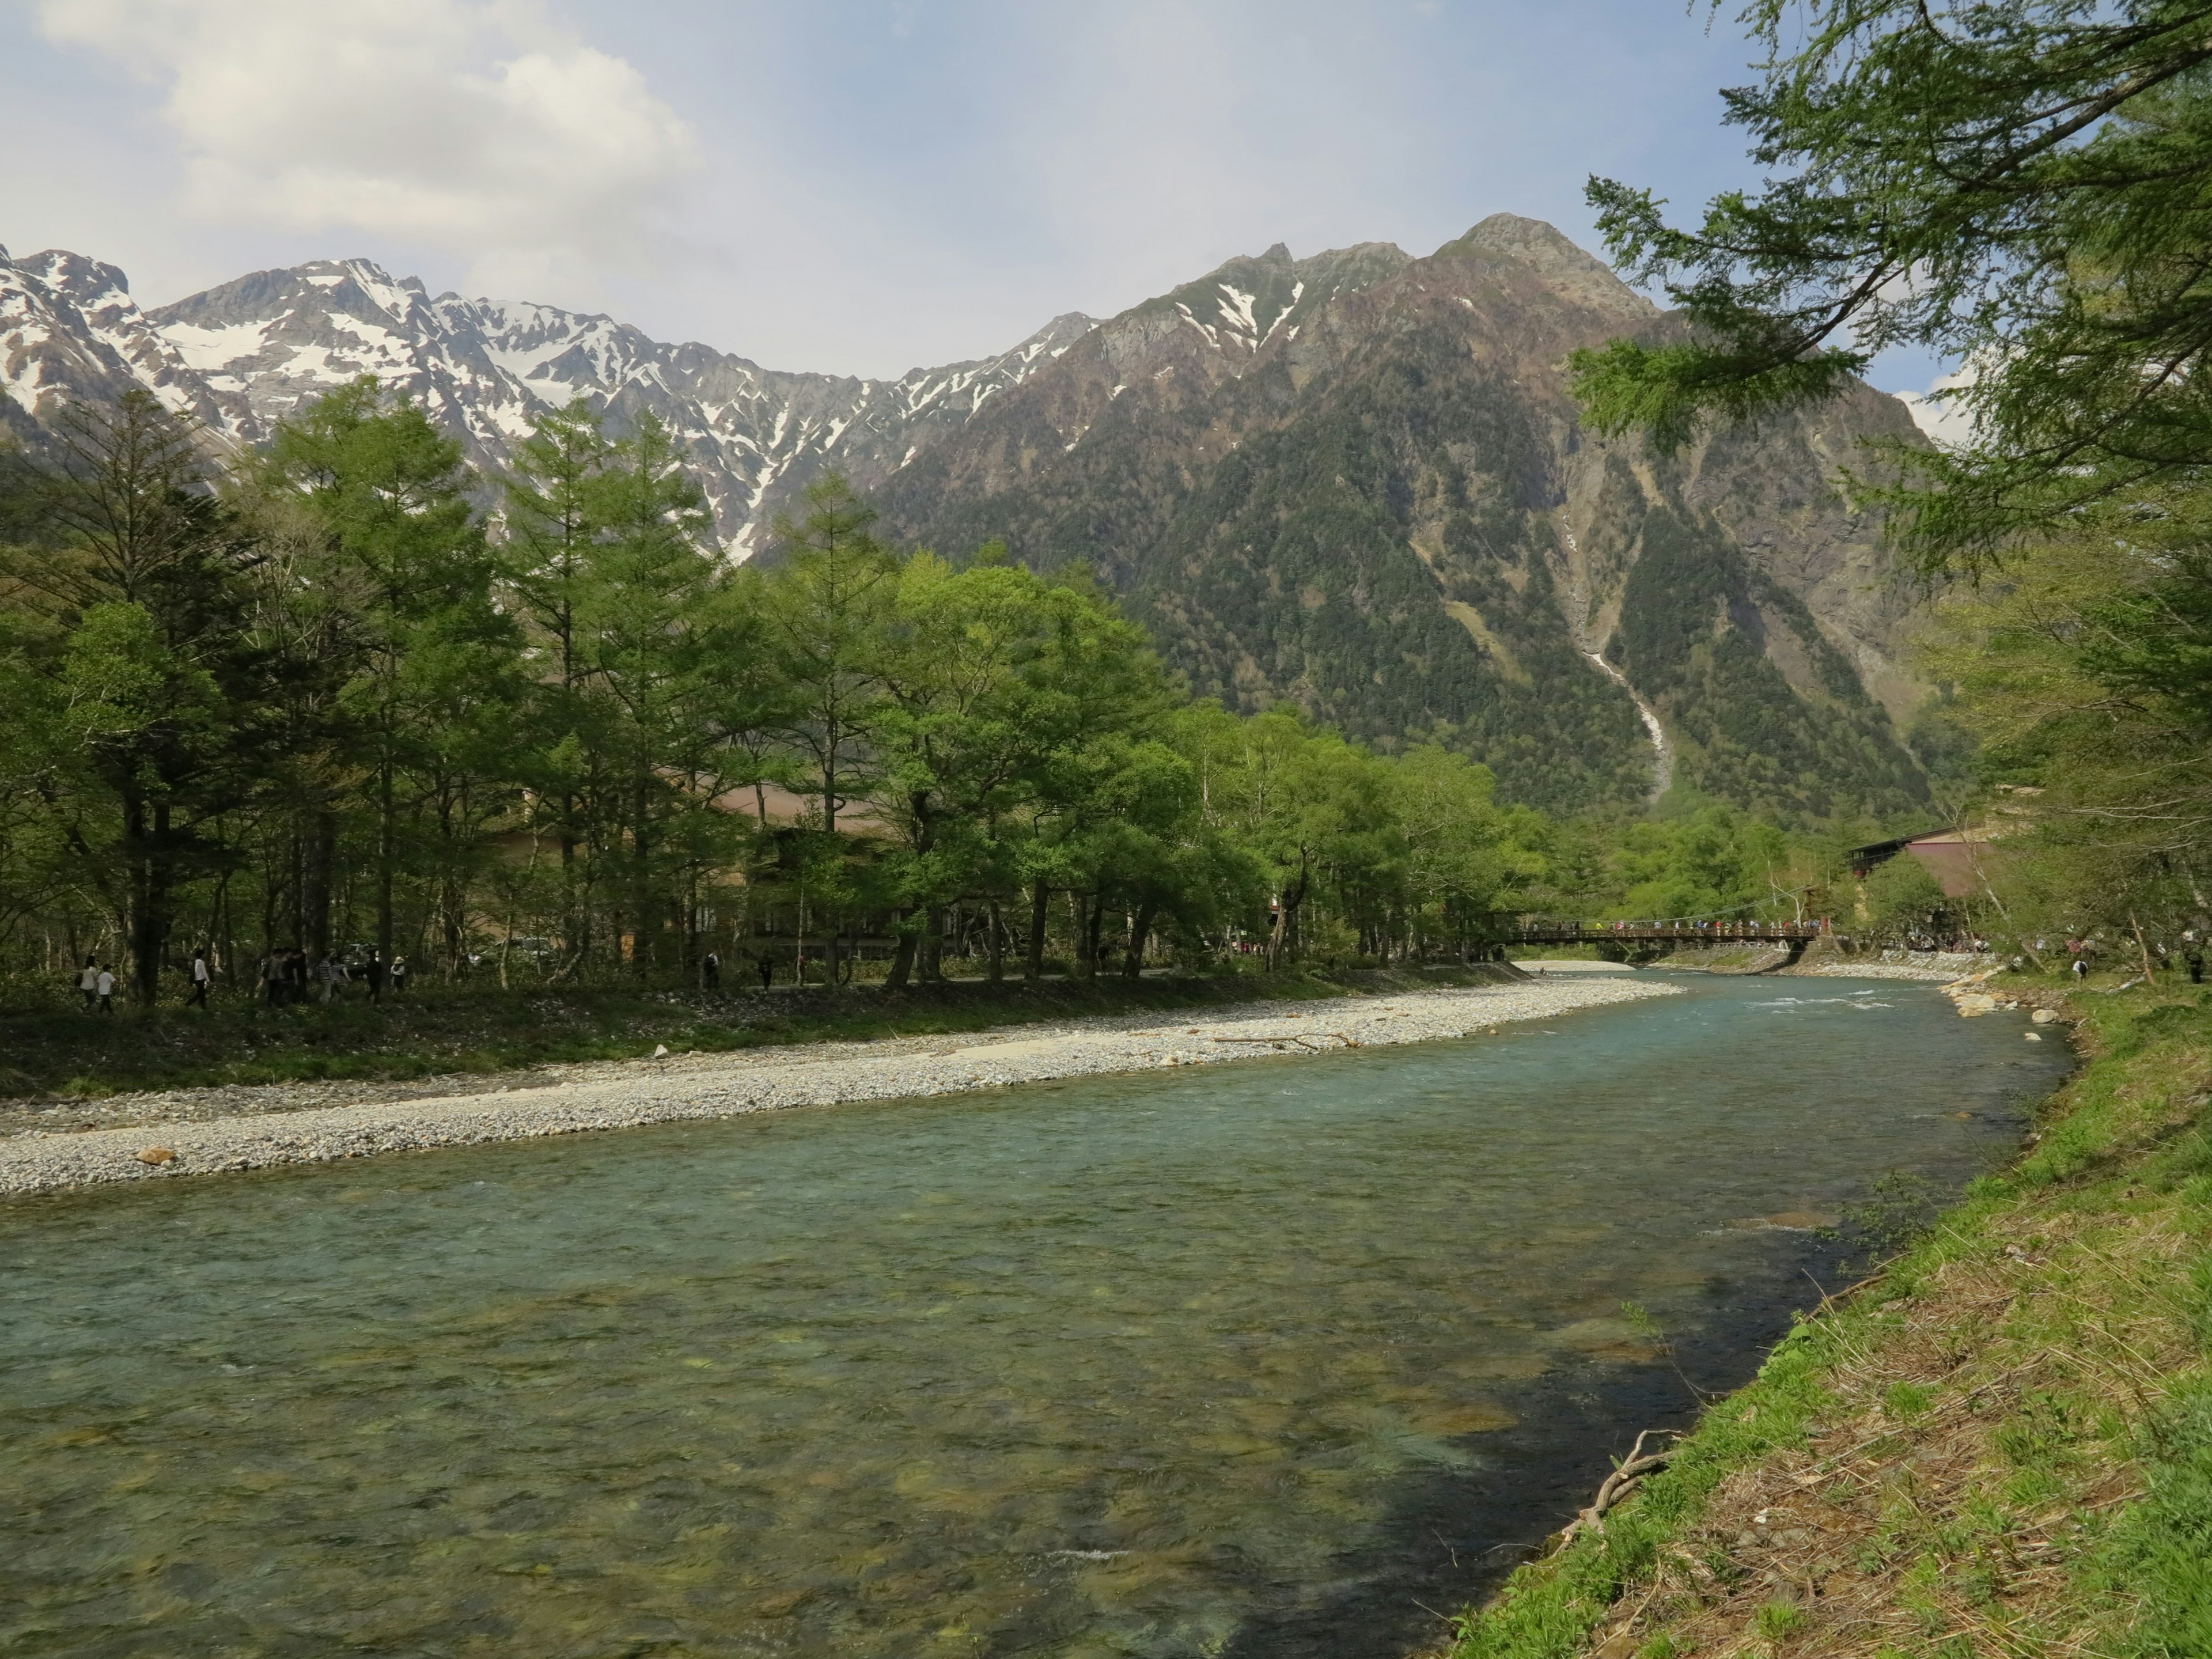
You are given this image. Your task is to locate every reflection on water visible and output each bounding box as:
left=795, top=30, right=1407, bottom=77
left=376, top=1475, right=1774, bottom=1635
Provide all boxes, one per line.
left=1, top=979, right=2066, bottom=1658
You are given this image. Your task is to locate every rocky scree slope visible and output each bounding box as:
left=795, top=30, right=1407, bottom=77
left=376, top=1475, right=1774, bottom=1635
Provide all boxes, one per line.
left=878, top=215, right=1939, bottom=820
left=0, top=241, right=1094, bottom=554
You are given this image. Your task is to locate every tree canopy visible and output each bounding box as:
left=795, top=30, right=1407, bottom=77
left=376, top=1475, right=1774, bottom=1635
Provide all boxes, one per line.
left=4, top=384, right=1677, bottom=1003
left=1571, top=0, right=2212, bottom=563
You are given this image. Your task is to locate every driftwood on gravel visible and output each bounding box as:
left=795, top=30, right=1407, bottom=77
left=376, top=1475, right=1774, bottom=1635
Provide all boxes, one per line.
left=1206, top=1033, right=1356, bottom=1051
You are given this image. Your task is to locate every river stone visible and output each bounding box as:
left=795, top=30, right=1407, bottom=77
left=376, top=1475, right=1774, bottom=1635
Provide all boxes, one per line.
left=1954, top=993, right=1999, bottom=1016
left=137, top=1146, right=176, bottom=1165
left=2032, top=1008, right=2058, bottom=1024
left=1760, top=1209, right=1840, bottom=1230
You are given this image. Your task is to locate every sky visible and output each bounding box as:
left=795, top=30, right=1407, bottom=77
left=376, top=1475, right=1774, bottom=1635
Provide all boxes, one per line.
left=0, top=0, right=1945, bottom=395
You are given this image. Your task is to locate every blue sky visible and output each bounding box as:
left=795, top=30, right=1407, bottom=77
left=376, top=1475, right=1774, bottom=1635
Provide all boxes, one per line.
left=0, top=0, right=1942, bottom=392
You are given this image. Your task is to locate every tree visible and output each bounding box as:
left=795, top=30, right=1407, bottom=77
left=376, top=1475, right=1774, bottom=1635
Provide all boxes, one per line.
left=1389, top=745, right=1538, bottom=958
left=4, top=392, right=268, bottom=1003
left=573, top=414, right=743, bottom=976
left=1863, top=851, right=1952, bottom=941
left=259, top=378, right=514, bottom=968
left=1608, top=805, right=1791, bottom=924
left=505, top=398, right=618, bottom=960
left=757, top=476, right=900, bottom=981
left=1571, top=0, right=2212, bottom=564
left=1914, top=497, right=2212, bottom=942
left=870, top=555, right=1054, bottom=986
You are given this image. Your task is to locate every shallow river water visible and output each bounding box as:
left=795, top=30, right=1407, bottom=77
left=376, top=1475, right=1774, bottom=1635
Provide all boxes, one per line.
left=1, top=978, right=2069, bottom=1659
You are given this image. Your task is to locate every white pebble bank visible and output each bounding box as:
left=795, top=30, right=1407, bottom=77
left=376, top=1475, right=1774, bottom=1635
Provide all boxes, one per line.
left=0, top=978, right=1676, bottom=1198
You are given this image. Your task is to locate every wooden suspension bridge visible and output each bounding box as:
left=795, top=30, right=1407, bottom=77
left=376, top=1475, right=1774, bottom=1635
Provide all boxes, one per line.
left=1513, top=918, right=1835, bottom=963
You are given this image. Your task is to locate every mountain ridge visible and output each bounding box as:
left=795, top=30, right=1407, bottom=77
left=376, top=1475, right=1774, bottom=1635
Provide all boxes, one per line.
left=877, top=214, right=1937, bottom=819
left=1, top=217, right=1944, bottom=821
left=0, top=241, right=1100, bottom=550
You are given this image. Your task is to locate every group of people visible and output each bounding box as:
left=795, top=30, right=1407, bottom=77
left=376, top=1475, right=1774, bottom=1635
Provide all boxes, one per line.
left=73, top=947, right=420, bottom=1010
left=258, top=949, right=407, bottom=1004
left=2052, top=933, right=2209, bottom=984
left=74, top=958, right=118, bottom=1013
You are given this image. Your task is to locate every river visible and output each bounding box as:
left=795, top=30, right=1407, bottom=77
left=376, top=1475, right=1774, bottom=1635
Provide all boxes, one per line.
left=0, top=976, right=2069, bottom=1658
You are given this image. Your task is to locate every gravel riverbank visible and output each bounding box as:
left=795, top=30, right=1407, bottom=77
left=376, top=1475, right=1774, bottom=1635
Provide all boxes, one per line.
left=0, top=976, right=1676, bottom=1198
left=1787, top=950, right=1996, bottom=983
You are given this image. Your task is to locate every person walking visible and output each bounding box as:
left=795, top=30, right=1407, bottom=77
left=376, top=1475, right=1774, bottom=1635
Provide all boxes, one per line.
left=187, top=948, right=211, bottom=1009
left=365, top=951, right=385, bottom=1004
left=2071, top=955, right=2089, bottom=983
left=77, top=956, right=99, bottom=1010
left=262, top=953, right=281, bottom=1006
left=390, top=956, right=408, bottom=996
left=758, top=955, right=774, bottom=990
left=703, top=950, right=720, bottom=992
left=95, top=964, right=116, bottom=1014
left=319, top=955, right=345, bottom=1003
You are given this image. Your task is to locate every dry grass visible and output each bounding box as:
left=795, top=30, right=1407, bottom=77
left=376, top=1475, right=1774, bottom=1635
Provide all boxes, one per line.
left=1589, top=1211, right=2195, bottom=1658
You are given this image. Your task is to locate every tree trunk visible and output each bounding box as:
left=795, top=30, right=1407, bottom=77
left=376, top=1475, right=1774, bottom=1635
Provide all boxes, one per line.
left=1025, top=881, right=1050, bottom=983
left=305, top=809, right=336, bottom=963
left=124, top=787, right=162, bottom=1006
left=377, top=758, right=396, bottom=967
left=1122, top=901, right=1157, bottom=979
left=987, top=901, right=1006, bottom=983
left=1266, top=865, right=1309, bottom=972
left=632, top=770, right=653, bottom=979
left=920, top=907, right=945, bottom=983
left=1080, top=893, right=1105, bottom=980
left=884, top=915, right=918, bottom=988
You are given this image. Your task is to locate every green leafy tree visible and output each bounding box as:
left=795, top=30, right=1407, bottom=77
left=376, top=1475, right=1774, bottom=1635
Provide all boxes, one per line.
left=757, top=476, right=901, bottom=980
left=1862, top=851, right=1952, bottom=941
left=260, top=378, right=517, bottom=969
left=573, top=415, right=744, bottom=977
left=1570, top=0, right=2212, bottom=565
left=6, top=392, right=268, bottom=1003
left=505, top=398, right=618, bottom=959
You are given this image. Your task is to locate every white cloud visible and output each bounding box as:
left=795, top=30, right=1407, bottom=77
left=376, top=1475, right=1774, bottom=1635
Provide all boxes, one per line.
left=35, top=0, right=696, bottom=296
left=1894, top=361, right=1980, bottom=451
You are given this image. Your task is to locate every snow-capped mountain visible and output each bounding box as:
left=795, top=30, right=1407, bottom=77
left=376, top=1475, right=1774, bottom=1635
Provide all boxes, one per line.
left=1, top=219, right=1952, bottom=822
left=0, top=245, right=228, bottom=439
left=1, top=243, right=1094, bottom=551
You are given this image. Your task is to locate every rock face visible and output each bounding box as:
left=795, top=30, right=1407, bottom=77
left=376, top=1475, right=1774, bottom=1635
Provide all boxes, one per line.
left=878, top=215, right=1938, bottom=819
left=1, top=243, right=1094, bottom=554
left=0, top=245, right=226, bottom=440
left=2, top=217, right=1942, bottom=819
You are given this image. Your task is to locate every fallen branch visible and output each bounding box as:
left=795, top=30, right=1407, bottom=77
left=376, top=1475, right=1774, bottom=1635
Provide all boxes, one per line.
left=1556, top=1429, right=1679, bottom=1546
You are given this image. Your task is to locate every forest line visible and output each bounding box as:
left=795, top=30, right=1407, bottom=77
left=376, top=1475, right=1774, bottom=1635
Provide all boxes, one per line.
left=0, top=382, right=1926, bottom=1008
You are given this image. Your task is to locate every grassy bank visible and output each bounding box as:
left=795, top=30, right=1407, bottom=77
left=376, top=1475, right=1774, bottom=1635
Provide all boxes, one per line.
left=1446, top=981, right=2212, bottom=1659
left=0, top=965, right=1516, bottom=1101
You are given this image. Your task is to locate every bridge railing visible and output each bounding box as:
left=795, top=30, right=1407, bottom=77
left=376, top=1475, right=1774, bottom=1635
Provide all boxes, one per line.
left=1512, top=919, right=1832, bottom=941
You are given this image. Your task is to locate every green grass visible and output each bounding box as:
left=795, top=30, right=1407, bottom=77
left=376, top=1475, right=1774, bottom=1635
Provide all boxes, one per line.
left=0, top=965, right=1513, bottom=1101
left=1447, top=983, right=2212, bottom=1659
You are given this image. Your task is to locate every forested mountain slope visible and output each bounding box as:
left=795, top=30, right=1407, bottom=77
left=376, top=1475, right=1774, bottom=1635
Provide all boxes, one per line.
left=878, top=217, right=1936, bottom=820
left=1, top=218, right=1936, bottom=821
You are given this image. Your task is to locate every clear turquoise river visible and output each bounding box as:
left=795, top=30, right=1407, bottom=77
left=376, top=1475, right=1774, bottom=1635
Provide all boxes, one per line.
left=1, top=977, right=2069, bottom=1658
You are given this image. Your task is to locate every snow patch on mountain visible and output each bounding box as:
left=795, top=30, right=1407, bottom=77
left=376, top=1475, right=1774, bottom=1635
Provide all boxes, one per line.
left=1, top=242, right=1099, bottom=555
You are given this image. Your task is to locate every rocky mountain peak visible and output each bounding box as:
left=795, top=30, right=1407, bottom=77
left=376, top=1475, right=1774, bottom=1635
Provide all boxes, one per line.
left=130, top=260, right=1100, bottom=550
left=1439, top=213, right=1657, bottom=321
left=0, top=243, right=220, bottom=437
left=876, top=215, right=1934, bottom=823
